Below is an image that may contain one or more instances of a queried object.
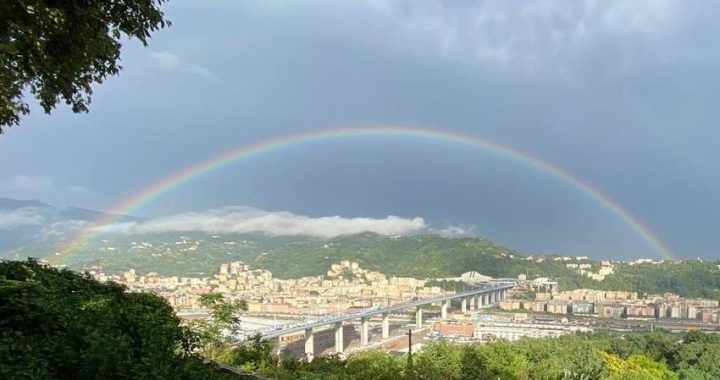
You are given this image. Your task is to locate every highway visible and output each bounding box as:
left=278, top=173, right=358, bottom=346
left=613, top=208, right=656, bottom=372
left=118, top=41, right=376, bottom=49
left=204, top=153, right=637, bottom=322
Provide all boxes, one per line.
left=252, top=282, right=514, bottom=340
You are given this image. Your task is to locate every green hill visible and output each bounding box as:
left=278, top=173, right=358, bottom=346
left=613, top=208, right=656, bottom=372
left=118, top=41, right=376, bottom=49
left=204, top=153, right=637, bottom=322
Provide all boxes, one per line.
left=8, top=232, right=720, bottom=299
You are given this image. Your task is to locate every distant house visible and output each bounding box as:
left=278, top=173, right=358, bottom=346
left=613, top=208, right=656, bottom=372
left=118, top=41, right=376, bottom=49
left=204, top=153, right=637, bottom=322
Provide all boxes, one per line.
left=570, top=301, right=594, bottom=315
left=597, top=303, right=625, bottom=319
left=547, top=301, right=569, bottom=315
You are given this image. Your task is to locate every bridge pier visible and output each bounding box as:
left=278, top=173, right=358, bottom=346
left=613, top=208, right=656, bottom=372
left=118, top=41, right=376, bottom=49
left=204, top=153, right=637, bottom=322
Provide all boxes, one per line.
left=360, top=317, right=370, bottom=346
left=382, top=313, right=390, bottom=339
left=416, top=306, right=423, bottom=328
left=334, top=322, right=344, bottom=354
left=461, top=298, right=467, bottom=313
left=304, top=328, right=314, bottom=362
left=441, top=300, right=450, bottom=319
left=469, top=296, right=476, bottom=311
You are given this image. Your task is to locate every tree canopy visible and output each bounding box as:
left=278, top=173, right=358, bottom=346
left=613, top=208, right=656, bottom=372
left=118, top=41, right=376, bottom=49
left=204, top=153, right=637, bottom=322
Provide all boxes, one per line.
left=0, top=0, right=170, bottom=131
left=0, top=259, right=233, bottom=379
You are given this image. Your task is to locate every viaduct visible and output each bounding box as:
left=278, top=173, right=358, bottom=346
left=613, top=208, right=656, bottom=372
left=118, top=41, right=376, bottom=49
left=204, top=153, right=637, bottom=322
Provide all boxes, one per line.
left=237, top=282, right=514, bottom=360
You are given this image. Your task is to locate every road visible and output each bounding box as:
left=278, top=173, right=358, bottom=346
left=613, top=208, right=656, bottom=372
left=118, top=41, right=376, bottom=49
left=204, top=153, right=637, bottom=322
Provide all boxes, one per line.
left=250, top=283, right=514, bottom=341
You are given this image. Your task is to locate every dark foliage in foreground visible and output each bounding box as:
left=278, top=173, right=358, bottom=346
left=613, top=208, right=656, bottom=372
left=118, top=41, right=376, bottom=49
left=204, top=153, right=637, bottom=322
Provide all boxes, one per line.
left=0, top=259, right=234, bottom=379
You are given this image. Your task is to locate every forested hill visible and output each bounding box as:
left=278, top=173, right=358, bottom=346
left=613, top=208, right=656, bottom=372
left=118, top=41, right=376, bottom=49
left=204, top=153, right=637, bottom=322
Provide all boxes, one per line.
left=7, top=232, right=720, bottom=300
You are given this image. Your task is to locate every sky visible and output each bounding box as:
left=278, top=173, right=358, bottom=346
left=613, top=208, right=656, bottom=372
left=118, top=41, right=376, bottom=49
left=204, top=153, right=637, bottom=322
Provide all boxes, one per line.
left=1, top=0, right=719, bottom=259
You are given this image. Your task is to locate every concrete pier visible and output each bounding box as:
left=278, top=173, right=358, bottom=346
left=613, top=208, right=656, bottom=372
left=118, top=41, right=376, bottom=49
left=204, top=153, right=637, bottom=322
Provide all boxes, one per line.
left=416, top=306, right=423, bottom=328
left=304, top=328, right=314, bottom=362
left=334, top=322, right=344, bottom=354
left=382, top=313, right=390, bottom=339
left=360, top=317, right=370, bottom=346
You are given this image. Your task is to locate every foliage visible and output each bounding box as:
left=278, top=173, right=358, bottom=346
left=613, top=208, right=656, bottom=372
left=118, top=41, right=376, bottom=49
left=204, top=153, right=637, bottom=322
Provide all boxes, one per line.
left=3, top=263, right=720, bottom=380
left=462, top=341, right=532, bottom=379
left=601, top=261, right=720, bottom=300
left=601, top=352, right=677, bottom=380
left=190, top=292, right=248, bottom=359
left=345, top=350, right=405, bottom=380
left=0, top=0, right=170, bottom=130
left=413, top=340, right=463, bottom=379
left=0, top=259, right=234, bottom=379
left=220, top=330, right=720, bottom=379
left=217, top=334, right=279, bottom=377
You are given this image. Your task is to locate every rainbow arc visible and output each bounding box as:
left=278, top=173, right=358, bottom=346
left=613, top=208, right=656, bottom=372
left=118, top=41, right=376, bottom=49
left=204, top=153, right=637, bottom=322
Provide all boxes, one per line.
left=52, top=125, right=674, bottom=264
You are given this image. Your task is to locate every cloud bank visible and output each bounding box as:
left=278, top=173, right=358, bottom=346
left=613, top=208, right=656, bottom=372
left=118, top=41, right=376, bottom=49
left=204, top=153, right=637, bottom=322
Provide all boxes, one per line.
left=0, top=175, right=94, bottom=207
left=433, top=224, right=477, bottom=238
left=38, top=220, right=91, bottom=240
left=372, top=0, right=683, bottom=69
left=0, top=208, right=44, bottom=230
left=97, top=207, right=427, bottom=238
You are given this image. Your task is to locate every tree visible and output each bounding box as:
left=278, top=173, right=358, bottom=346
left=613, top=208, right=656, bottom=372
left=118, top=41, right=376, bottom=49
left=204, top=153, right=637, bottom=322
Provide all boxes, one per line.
left=0, top=259, right=233, bottom=379
left=461, top=342, right=529, bottom=380
left=190, top=292, right=248, bottom=360
left=345, top=351, right=403, bottom=380
left=0, top=0, right=170, bottom=130
left=223, top=334, right=278, bottom=376
left=413, top=340, right=462, bottom=380
left=602, top=352, right=677, bottom=380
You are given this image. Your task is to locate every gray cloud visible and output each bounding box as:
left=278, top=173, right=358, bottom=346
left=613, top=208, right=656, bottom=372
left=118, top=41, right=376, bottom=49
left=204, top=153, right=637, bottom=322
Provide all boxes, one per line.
left=1, top=0, right=718, bottom=258
left=212, top=0, right=707, bottom=77
left=0, top=176, right=93, bottom=207
left=0, top=208, right=44, bottom=230
left=38, top=220, right=91, bottom=240
left=96, top=207, right=427, bottom=238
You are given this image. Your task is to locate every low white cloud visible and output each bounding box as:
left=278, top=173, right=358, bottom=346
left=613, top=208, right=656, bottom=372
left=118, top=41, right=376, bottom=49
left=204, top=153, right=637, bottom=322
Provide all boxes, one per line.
left=96, top=206, right=426, bottom=238
left=150, top=51, right=219, bottom=82
left=433, top=224, right=477, bottom=237
left=37, top=220, right=91, bottom=240
left=0, top=208, right=44, bottom=230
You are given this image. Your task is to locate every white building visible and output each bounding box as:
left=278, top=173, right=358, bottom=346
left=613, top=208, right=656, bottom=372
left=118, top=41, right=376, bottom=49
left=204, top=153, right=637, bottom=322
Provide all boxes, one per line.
left=474, top=321, right=591, bottom=342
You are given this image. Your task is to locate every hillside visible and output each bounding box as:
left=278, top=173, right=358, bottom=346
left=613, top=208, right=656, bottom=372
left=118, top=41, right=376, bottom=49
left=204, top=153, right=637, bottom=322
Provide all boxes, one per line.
left=7, top=230, right=720, bottom=300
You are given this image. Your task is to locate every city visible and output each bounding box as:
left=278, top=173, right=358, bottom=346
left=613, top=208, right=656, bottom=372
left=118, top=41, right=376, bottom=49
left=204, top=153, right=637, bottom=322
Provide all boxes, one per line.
left=84, top=258, right=720, bottom=361
left=3, top=0, right=720, bottom=378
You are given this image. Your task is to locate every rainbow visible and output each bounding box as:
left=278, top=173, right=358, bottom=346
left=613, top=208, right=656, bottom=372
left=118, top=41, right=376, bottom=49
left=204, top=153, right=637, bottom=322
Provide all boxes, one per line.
left=52, top=125, right=674, bottom=264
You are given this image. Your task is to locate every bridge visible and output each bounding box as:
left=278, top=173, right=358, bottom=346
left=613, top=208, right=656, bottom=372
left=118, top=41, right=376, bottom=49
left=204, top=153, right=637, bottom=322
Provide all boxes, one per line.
left=238, top=282, right=515, bottom=360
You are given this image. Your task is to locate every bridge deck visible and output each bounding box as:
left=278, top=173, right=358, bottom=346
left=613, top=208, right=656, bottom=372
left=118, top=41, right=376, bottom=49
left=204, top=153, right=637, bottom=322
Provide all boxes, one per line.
left=250, top=283, right=514, bottom=340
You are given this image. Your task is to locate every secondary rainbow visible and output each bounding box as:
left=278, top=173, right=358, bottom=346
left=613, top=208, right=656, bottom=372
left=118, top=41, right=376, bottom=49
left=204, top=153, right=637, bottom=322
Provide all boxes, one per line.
left=53, top=125, right=674, bottom=264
